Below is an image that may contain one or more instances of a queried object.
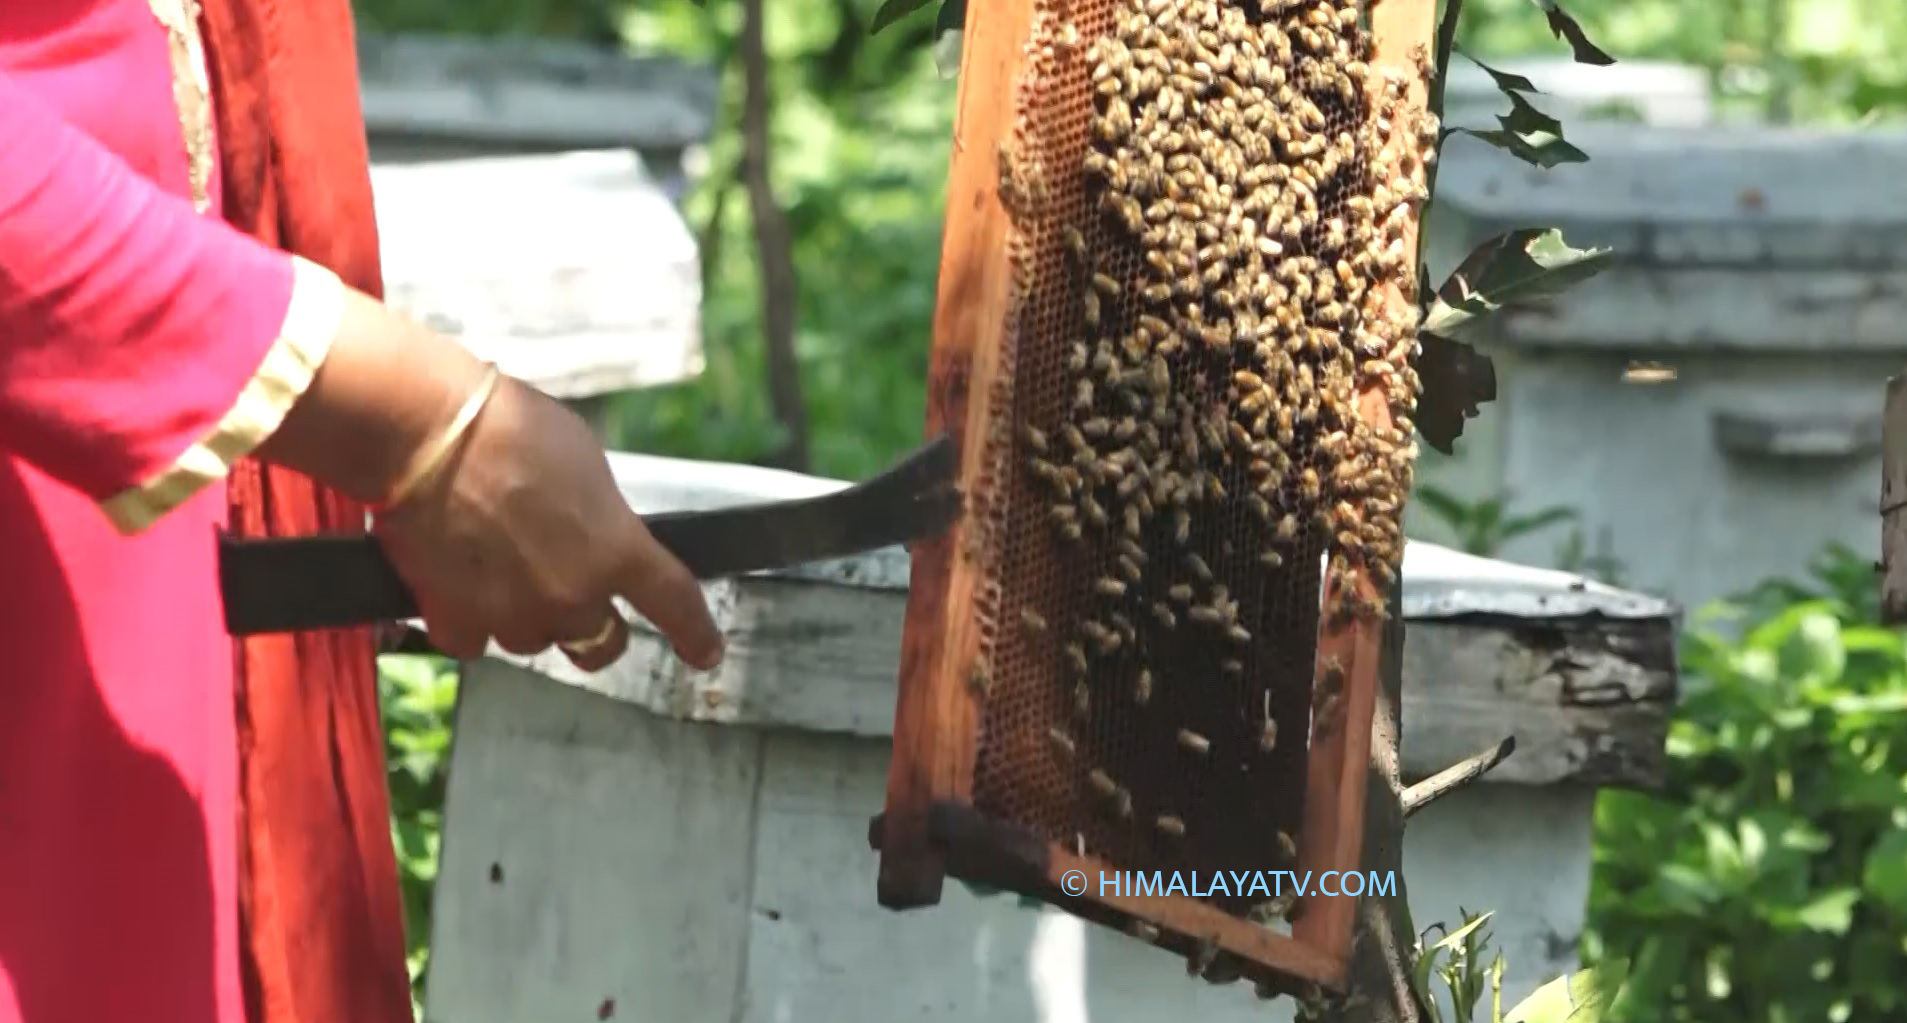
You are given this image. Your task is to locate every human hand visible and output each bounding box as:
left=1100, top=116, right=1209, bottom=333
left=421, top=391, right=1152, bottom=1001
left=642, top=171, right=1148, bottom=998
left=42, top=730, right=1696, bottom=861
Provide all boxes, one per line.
left=371, top=371, right=724, bottom=672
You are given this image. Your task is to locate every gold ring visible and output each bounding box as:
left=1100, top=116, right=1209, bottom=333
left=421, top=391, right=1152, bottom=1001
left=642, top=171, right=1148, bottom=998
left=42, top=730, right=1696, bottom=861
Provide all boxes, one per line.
left=559, top=614, right=622, bottom=657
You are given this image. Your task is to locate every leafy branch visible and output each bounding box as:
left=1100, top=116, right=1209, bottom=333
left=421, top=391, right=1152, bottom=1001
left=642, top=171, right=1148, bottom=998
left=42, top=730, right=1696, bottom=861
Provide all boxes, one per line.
left=1412, top=911, right=1631, bottom=1023
left=1410, top=0, right=1615, bottom=456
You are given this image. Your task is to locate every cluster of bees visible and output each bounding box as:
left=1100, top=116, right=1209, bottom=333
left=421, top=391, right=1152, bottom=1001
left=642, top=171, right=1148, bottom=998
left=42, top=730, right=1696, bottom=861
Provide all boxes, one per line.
left=989, top=0, right=1434, bottom=954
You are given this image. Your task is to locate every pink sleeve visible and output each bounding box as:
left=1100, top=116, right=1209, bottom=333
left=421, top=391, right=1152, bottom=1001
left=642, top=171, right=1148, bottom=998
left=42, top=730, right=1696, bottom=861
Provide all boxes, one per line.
left=0, top=69, right=344, bottom=534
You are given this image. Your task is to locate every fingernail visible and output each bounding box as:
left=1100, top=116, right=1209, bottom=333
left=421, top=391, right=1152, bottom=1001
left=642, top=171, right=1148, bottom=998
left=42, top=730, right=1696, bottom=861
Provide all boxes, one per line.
left=685, top=641, right=724, bottom=672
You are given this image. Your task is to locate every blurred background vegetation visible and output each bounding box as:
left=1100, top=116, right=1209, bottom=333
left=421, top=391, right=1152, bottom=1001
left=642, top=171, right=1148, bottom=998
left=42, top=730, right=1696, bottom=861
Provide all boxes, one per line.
left=349, top=0, right=1907, bottom=1017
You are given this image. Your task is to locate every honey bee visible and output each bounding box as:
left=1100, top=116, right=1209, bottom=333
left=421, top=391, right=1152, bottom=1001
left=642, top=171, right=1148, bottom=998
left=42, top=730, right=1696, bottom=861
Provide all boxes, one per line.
left=1095, top=576, right=1127, bottom=598
left=1064, top=642, right=1089, bottom=675
left=1276, top=830, right=1298, bottom=861
left=968, top=663, right=991, bottom=697
left=1048, top=727, right=1076, bottom=759
left=1063, top=227, right=1089, bottom=267
left=1156, top=814, right=1187, bottom=838
left=1075, top=680, right=1092, bottom=716
left=1187, top=938, right=1221, bottom=978
left=1183, top=552, right=1213, bottom=582
left=1258, top=693, right=1278, bottom=752
left=1177, top=728, right=1211, bottom=755
left=1020, top=608, right=1048, bottom=635
left=1134, top=668, right=1154, bottom=704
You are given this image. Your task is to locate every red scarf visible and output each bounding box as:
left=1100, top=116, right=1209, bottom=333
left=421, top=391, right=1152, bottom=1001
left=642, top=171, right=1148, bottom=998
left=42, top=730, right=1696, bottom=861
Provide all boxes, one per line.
left=195, top=4, right=414, bottom=1023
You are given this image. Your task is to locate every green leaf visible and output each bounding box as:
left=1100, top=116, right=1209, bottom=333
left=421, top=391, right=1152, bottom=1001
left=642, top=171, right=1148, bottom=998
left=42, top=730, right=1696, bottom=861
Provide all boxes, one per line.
left=870, top=0, right=935, bottom=35
left=1430, top=911, right=1494, bottom=954
left=1413, top=332, right=1497, bottom=455
left=1447, top=51, right=1589, bottom=169
left=1504, top=965, right=1622, bottom=1023
left=1790, top=888, right=1861, bottom=934
left=1527, top=0, right=1616, bottom=66
left=931, top=0, right=965, bottom=79
left=1451, top=116, right=1589, bottom=169
left=1499, top=505, right=1579, bottom=543
left=1423, top=229, right=1614, bottom=340
left=1460, top=47, right=1540, bottom=95
left=1786, top=609, right=1847, bottom=685
left=1862, top=827, right=1907, bottom=913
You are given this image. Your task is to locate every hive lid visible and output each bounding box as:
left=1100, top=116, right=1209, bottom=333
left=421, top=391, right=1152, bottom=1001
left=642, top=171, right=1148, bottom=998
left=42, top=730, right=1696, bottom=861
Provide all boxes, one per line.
left=1430, top=124, right=1907, bottom=350
left=357, top=33, right=719, bottom=153
left=370, top=150, right=704, bottom=399
left=1437, top=123, right=1907, bottom=268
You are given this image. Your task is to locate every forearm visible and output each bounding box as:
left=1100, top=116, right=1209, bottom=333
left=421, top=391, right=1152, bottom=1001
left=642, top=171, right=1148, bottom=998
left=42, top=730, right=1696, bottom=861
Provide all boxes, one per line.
left=0, top=67, right=476, bottom=527
left=254, top=286, right=486, bottom=506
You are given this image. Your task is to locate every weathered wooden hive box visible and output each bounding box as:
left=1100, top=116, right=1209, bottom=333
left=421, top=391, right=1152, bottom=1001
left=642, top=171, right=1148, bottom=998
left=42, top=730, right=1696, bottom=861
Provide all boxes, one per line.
left=1419, top=124, right=1907, bottom=609
left=358, top=33, right=719, bottom=425
left=368, top=150, right=703, bottom=415
left=418, top=457, right=1679, bottom=1023
left=357, top=32, right=719, bottom=197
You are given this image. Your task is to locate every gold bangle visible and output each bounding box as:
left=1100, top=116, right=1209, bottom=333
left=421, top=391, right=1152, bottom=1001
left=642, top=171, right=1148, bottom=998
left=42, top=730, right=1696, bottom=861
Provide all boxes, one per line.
left=381, top=362, right=502, bottom=510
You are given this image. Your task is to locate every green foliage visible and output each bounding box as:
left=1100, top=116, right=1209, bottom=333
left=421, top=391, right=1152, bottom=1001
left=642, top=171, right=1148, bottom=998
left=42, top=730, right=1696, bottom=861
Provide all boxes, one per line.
left=1409, top=485, right=1581, bottom=558
left=1423, top=228, right=1613, bottom=339
left=1454, top=0, right=1907, bottom=123
left=1584, top=545, right=1907, bottom=1023
left=1413, top=910, right=1628, bottom=1023
left=1446, top=50, right=1593, bottom=168
left=377, top=654, right=460, bottom=1013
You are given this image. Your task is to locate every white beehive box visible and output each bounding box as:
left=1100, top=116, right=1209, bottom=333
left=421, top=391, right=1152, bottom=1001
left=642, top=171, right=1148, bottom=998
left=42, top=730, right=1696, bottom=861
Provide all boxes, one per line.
left=418, top=456, right=1679, bottom=1023
left=369, top=150, right=705, bottom=414
left=1418, top=124, right=1907, bottom=610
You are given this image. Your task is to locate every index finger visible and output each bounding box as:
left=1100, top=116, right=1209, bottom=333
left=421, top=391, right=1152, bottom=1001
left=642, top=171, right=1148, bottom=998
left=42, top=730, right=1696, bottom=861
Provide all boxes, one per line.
left=612, top=514, right=725, bottom=671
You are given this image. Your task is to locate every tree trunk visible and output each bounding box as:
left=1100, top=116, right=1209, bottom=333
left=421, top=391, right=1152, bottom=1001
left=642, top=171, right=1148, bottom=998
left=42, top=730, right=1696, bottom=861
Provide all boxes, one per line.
left=739, top=0, right=811, bottom=471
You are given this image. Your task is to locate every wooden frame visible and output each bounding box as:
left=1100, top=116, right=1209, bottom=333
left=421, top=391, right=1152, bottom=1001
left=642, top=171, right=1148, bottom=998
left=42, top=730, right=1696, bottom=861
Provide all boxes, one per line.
left=876, top=0, right=1436, bottom=996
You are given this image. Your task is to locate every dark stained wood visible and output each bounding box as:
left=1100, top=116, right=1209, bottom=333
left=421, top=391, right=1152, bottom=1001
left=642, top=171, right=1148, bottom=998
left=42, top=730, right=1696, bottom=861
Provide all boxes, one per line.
left=879, top=0, right=1037, bottom=908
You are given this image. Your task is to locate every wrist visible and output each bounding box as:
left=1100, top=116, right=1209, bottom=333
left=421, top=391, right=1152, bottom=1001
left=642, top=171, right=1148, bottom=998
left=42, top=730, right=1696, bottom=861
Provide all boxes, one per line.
left=379, top=361, right=502, bottom=510
left=257, top=285, right=492, bottom=505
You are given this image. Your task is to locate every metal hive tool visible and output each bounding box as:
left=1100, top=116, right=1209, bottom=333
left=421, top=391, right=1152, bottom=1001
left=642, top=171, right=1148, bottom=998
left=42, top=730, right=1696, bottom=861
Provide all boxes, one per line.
left=872, top=0, right=1435, bottom=996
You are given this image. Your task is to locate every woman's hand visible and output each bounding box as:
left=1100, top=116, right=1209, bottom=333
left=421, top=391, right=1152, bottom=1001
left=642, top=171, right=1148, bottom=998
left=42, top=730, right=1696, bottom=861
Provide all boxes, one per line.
left=374, top=374, right=723, bottom=670
left=258, top=286, right=723, bottom=672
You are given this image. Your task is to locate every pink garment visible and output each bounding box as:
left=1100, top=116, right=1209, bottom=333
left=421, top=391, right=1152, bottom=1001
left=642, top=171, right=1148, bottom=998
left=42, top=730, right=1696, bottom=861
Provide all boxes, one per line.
left=0, top=3, right=301, bottom=1021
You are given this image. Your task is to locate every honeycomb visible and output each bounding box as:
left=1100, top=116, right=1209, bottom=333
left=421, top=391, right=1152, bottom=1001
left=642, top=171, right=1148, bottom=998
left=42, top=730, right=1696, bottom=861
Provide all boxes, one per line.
left=947, top=0, right=1427, bottom=967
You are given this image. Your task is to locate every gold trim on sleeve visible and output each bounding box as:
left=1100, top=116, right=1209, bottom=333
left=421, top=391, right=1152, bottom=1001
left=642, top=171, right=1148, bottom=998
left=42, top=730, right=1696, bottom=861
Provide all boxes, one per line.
left=147, top=0, right=214, bottom=214
left=102, top=257, right=346, bottom=535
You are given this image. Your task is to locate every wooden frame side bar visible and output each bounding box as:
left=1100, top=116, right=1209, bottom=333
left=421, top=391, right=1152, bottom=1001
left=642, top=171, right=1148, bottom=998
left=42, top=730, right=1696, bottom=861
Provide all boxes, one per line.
left=879, top=0, right=1039, bottom=909
left=1289, top=0, right=1438, bottom=969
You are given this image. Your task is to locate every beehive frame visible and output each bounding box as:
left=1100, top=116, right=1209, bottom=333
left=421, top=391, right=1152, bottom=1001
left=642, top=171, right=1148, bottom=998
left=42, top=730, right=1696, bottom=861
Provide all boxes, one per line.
left=875, top=0, right=1434, bottom=996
